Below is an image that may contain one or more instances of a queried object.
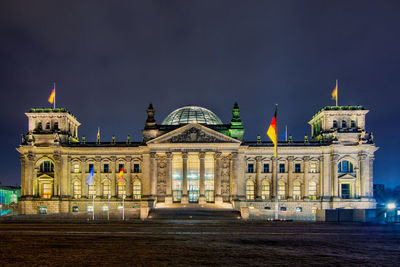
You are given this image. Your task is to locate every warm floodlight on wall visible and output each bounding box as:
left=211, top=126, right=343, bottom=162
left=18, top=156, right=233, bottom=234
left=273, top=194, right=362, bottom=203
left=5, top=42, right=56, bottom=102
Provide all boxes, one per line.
left=387, top=203, right=396, bottom=210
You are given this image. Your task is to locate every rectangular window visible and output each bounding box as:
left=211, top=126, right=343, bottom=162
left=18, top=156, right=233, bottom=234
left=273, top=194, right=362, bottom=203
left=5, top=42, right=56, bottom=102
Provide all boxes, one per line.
left=42, top=183, right=52, bottom=199
left=279, top=163, right=285, bottom=173
left=118, top=164, right=124, bottom=172
left=263, top=163, right=270, bottom=173
left=248, top=163, right=254, bottom=173
left=88, top=163, right=94, bottom=172
left=38, top=206, right=47, bottom=214
left=133, top=164, right=140, bottom=173
left=103, top=164, right=109, bottom=173
left=295, top=163, right=301, bottom=173
left=341, top=184, right=351, bottom=199
left=73, top=164, right=80, bottom=173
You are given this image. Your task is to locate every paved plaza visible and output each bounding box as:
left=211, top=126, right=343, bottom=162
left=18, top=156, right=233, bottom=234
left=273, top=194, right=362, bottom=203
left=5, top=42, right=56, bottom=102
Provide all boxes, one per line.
left=0, top=218, right=399, bottom=266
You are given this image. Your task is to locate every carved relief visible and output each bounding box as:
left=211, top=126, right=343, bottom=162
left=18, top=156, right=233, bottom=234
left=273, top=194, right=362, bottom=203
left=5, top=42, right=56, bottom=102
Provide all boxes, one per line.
left=157, top=156, right=167, bottom=195
left=221, top=156, right=230, bottom=196
left=170, top=127, right=227, bottom=143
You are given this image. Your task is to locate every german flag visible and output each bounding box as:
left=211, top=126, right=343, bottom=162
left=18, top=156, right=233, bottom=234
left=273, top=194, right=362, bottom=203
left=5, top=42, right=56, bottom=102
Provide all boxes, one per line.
left=267, top=107, right=277, bottom=157
left=48, top=88, right=55, bottom=104
left=118, top=167, right=124, bottom=184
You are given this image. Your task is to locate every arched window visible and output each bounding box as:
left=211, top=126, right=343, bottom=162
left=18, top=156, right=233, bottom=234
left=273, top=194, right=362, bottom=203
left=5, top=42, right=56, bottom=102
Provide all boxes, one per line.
left=338, top=160, right=354, bottom=173
left=261, top=180, right=270, bottom=200
left=73, top=180, right=81, bottom=199
left=333, top=120, right=338, bottom=128
left=133, top=180, right=141, bottom=200
left=278, top=181, right=286, bottom=200
left=37, top=122, right=42, bottom=130
left=46, top=122, right=50, bottom=130
left=54, top=122, right=59, bottom=130
left=40, top=161, right=54, bottom=173
left=293, top=181, right=301, bottom=200
left=103, top=180, right=110, bottom=197
left=246, top=180, right=255, bottom=200
left=88, top=181, right=96, bottom=198
left=341, top=120, right=347, bottom=128
left=309, top=181, right=317, bottom=200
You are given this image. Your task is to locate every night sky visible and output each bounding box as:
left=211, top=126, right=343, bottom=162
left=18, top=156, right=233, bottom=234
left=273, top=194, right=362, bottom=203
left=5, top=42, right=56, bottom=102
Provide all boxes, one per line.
left=1, top=1, right=399, bottom=187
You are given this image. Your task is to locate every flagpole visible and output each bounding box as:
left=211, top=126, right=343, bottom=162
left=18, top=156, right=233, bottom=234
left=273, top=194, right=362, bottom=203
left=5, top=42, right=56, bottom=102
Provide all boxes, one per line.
left=53, top=82, right=56, bottom=109
left=285, top=125, right=288, bottom=142
left=274, top=104, right=279, bottom=220
left=336, top=79, right=338, bottom=107
left=92, top=192, right=95, bottom=220
left=122, top=184, right=125, bottom=221
left=107, top=192, right=110, bottom=221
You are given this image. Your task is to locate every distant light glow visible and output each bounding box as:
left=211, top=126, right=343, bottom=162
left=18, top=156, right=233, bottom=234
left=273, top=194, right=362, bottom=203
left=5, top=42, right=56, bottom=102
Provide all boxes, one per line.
left=387, top=203, right=396, bottom=209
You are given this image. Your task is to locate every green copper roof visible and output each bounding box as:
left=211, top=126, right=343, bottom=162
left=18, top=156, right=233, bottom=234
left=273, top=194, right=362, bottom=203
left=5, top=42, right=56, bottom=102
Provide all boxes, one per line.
left=161, top=106, right=223, bottom=125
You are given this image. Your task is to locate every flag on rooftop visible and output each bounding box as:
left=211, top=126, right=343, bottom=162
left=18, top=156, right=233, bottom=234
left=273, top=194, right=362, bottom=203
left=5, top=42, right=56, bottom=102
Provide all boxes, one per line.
left=267, top=106, right=278, bottom=157
left=48, top=88, right=55, bottom=104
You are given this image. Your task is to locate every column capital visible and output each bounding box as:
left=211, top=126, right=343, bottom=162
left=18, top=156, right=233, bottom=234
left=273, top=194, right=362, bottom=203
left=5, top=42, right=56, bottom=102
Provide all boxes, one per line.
left=287, top=156, right=294, bottom=162
left=255, top=156, right=262, bottom=162
left=303, top=156, right=310, bottom=161
left=110, top=156, right=116, bottom=162
left=231, top=152, right=238, bottom=159
left=199, top=152, right=205, bottom=159
left=150, top=152, right=157, bottom=159
left=27, top=151, right=35, bottom=161
left=95, top=156, right=101, bottom=162
left=166, top=152, right=172, bottom=158
left=125, top=156, right=132, bottom=162
left=332, top=153, right=340, bottom=161
left=214, top=152, right=222, bottom=159
left=358, top=152, right=368, bottom=160
left=182, top=151, right=188, bottom=159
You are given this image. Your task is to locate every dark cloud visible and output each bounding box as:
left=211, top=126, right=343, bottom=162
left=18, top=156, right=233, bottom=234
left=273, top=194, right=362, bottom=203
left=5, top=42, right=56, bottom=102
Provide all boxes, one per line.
left=0, top=1, right=399, bottom=187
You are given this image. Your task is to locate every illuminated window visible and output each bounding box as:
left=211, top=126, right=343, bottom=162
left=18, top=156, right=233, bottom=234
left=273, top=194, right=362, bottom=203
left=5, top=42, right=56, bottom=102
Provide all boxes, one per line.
left=118, top=180, right=126, bottom=198
left=294, top=163, right=301, bottom=173
left=133, top=164, right=140, bottom=173
left=103, top=180, right=110, bottom=197
left=187, top=155, right=200, bottom=203
left=263, top=163, right=270, bottom=173
left=103, top=164, right=109, bottom=173
left=205, top=155, right=214, bottom=202
left=72, top=206, right=78, bottom=212
left=280, top=207, right=287, bottom=211
left=40, top=161, right=54, bottom=173
left=73, top=164, right=80, bottom=173
left=172, top=155, right=183, bottom=202
left=296, top=207, right=302, bottom=212
left=246, top=180, right=255, bottom=200
left=338, top=160, right=354, bottom=173
left=133, top=180, right=141, bottom=200
left=310, top=162, right=317, bottom=173
left=73, top=180, right=81, bottom=199
left=38, top=206, right=47, bottom=214
left=333, top=120, right=338, bottom=128
left=278, top=181, right=285, bottom=200
left=279, top=163, right=285, bottom=173
left=293, top=181, right=301, bottom=200
left=309, top=181, right=317, bottom=200
left=261, top=180, right=270, bottom=200
left=42, top=183, right=52, bottom=199
left=88, top=181, right=96, bottom=197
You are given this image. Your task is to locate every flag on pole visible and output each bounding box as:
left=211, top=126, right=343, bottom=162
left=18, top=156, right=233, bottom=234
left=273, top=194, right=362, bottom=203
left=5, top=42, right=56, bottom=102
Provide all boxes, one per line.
left=331, top=80, right=338, bottom=106
left=281, top=125, right=287, bottom=141
left=86, top=167, right=94, bottom=186
left=118, top=167, right=124, bottom=185
left=48, top=88, right=55, bottom=104
left=267, top=107, right=278, bottom=157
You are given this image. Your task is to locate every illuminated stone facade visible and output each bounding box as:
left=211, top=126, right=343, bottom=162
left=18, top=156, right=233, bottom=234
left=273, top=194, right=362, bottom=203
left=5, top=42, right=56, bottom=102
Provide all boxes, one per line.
left=17, top=104, right=377, bottom=220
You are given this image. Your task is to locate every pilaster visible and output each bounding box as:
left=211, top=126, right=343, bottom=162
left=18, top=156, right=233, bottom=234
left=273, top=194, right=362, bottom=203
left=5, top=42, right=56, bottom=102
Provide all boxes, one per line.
left=181, top=152, right=188, bottom=204
left=165, top=152, right=173, bottom=204
left=255, top=156, right=262, bottom=199
left=199, top=152, right=206, bottom=204
left=214, top=152, right=222, bottom=204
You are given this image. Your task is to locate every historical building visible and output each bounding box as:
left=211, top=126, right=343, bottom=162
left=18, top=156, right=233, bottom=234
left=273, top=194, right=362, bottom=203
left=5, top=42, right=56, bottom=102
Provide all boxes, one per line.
left=17, top=103, right=377, bottom=219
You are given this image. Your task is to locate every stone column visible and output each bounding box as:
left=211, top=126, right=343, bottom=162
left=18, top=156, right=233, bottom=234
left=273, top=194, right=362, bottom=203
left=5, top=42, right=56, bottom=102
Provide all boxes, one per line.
left=60, top=155, right=69, bottom=197
left=181, top=152, right=188, bottom=204
left=95, top=156, right=101, bottom=198
left=150, top=152, right=157, bottom=199
left=214, top=152, right=222, bottom=204
left=318, top=156, right=324, bottom=199
left=368, top=156, right=374, bottom=199
left=126, top=156, right=132, bottom=199
left=303, top=156, right=310, bottom=199
left=199, top=152, right=206, bottom=204
left=271, top=156, right=277, bottom=200
left=255, top=156, right=262, bottom=199
left=231, top=152, right=239, bottom=200
left=321, top=154, right=331, bottom=202
left=110, top=156, right=117, bottom=198
left=165, top=152, right=173, bottom=204
left=81, top=156, right=88, bottom=198
left=287, top=156, right=294, bottom=199
left=332, top=154, right=339, bottom=199
left=141, top=153, right=151, bottom=199
left=359, top=152, right=369, bottom=199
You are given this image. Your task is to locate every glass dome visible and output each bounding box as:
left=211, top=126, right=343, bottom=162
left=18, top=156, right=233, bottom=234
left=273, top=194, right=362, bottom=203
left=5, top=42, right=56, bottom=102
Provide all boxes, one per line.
left=161, top=106, right=223, bottom=125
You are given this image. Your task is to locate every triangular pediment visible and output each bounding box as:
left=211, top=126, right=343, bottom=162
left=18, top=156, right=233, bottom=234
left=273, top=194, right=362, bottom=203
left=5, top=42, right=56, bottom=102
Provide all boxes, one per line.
left=147, top=123, right=241, bottom=144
